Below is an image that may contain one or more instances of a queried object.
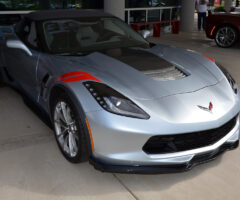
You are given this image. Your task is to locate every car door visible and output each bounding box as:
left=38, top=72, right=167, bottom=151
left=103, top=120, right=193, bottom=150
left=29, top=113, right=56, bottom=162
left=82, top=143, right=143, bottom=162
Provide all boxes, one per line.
left=5, top=21, right=40, bottom=100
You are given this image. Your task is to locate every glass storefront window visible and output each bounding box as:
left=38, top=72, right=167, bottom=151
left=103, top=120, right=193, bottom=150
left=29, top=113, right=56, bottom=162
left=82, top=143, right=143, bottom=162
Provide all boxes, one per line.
left=0, top=0, right=83, bottom=10
left=125, top=0, right=180, bottom=23
left=125, top=0, right=179, bottom=8
left=50, top=0, right=83, bottom=9
left=0, top=0, right=99, bottom=10
left=0, top=0, right=40, bottom=10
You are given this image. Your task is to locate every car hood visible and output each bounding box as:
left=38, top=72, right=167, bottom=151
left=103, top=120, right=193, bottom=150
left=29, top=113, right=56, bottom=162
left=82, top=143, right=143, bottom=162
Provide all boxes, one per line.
left=48, top=44, right=224, bottom=100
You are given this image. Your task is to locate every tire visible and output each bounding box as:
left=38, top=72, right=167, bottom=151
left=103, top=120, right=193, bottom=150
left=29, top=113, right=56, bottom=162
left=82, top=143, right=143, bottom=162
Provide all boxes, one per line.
left=214, top=26, right=239, bottom=48
left=51, top=92, right=91, bottom=163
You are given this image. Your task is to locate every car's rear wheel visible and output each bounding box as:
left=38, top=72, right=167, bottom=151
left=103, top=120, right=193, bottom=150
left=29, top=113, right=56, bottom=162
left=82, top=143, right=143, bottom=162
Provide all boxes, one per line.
left=52, top=93, right=90, bottom=163
left=215, top=26, right=239, bottom=48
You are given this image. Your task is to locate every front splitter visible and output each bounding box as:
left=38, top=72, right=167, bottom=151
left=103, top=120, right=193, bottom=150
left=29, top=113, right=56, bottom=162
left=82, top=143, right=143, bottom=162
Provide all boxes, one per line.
left=89, top=141, right=239, bottom=174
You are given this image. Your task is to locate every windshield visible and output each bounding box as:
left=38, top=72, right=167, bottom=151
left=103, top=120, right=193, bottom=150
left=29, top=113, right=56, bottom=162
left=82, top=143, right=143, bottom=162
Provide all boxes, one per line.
left=42, top=17, right=149, bottom=54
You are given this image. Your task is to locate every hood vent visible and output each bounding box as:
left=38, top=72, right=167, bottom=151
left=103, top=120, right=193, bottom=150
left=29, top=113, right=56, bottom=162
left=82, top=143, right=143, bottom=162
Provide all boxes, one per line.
left=143, top=66, right=187, bottom=81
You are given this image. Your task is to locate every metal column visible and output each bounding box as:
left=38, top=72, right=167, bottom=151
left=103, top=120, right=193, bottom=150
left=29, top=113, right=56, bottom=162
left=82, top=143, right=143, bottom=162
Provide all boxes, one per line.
left=104, top=0, right=125, bottom=20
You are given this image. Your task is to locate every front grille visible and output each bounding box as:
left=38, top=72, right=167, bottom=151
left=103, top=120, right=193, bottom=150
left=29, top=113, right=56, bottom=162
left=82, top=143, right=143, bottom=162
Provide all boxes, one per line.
left=143, top=115, right=238, bottom=154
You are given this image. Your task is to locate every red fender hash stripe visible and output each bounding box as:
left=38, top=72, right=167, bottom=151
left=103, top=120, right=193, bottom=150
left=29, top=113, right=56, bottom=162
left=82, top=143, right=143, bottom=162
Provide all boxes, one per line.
left=56, top=71, right=101, bottom=83
left=202, top=54, right=215, bottom=63
left=210, top=26, right=216, bottom=36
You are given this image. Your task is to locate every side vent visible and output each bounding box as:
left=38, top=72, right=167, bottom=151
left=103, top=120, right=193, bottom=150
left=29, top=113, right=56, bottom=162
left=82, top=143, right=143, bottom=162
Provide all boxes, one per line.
left=3, top=67, right=13, bottom=82
left=40, top=74, right=50, bottom=97
left=143, top=66, right=187, bottom=81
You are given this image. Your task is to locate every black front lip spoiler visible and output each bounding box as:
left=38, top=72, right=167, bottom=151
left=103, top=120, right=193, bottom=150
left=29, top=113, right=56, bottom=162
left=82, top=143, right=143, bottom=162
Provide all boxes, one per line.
left=89, top=141, right=239, bottom=174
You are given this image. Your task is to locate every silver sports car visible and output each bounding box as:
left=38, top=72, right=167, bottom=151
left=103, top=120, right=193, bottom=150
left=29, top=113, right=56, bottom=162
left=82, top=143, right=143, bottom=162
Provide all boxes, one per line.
left=0, top=10, right=239, bottom=173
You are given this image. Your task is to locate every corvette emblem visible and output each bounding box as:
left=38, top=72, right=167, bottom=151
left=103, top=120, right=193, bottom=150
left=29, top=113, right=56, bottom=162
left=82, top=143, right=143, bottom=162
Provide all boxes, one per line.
left=198, top=102, right=213, bottom=113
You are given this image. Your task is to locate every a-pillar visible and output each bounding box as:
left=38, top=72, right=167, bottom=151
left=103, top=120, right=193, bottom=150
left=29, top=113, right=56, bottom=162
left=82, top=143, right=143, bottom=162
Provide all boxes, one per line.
left=180, top=0, right=195, bottom=32
left=104, top=0, right=125, bottom=20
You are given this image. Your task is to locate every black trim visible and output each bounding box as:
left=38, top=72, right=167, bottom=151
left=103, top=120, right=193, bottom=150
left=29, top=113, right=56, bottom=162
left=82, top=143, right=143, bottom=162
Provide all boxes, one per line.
left=143, top=115, right=238, bottom=154
left=89, top=141, right=239, bottom=174
left=26, top=9, right=113, bottom=21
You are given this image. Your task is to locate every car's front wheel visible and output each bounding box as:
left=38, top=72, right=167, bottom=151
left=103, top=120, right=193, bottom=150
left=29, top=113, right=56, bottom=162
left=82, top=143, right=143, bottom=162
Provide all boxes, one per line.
left=215, top=26, right=239, bottom=48
left=52, top=93, right=90, bottom=163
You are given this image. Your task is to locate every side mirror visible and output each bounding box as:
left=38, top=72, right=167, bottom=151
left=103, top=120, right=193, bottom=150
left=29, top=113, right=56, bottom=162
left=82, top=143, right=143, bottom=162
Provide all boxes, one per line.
left=6, top=40, right=32, bottom=56
left=139, top=30, right=151, bottom=39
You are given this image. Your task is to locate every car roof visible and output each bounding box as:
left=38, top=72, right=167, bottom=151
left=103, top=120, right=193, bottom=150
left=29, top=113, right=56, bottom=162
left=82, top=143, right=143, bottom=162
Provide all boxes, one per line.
left=25, top=9, right=114, bottom=21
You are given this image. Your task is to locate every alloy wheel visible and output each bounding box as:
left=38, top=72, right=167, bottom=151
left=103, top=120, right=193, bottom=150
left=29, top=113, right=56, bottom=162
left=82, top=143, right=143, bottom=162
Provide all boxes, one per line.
left=54, top=101, right=79, bottom=157
left=215, top=26, right=237, bottom=47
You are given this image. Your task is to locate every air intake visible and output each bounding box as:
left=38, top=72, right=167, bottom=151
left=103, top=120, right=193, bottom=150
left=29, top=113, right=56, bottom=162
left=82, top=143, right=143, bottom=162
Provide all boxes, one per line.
left=143, top=66, right=187, bottom=81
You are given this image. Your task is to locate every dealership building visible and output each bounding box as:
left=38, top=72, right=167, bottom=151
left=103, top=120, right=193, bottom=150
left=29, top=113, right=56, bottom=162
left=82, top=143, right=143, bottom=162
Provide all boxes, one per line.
left=0, top=0, right=236, bottom=32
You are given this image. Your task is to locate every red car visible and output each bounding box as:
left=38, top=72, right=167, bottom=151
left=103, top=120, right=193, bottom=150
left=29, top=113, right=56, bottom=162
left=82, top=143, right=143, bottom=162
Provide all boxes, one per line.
left=206, top=13, right=240, bottom=48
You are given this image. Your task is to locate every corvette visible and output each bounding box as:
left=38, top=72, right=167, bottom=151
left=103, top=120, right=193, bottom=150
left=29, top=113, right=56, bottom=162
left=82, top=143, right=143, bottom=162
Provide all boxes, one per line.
left=206, top=12, right=240, bottom=48
left=0, top=10, right=239, bottom=173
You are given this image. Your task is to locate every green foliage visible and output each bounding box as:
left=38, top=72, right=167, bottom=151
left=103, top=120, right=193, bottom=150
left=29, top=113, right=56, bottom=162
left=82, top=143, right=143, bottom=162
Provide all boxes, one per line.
left=214, top=5, right=225, bottom=12
left=214, top=5, right=236, bottom=12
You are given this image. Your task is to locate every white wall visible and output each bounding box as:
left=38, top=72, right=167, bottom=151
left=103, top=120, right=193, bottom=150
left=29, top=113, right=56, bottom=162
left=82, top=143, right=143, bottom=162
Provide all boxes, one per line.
left=104, top=0, right=125, bottom=20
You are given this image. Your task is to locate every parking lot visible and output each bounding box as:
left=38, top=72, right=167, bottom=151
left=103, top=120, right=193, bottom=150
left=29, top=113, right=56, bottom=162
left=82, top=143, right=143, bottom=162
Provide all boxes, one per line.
left=1, top=28, right=240, bottom=200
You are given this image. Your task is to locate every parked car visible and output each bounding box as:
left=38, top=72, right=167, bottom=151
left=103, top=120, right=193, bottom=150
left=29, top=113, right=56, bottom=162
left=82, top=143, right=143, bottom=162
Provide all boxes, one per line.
left=206, top=12, right=240, bottom=48
left=0, top=10, right=239, bottom=173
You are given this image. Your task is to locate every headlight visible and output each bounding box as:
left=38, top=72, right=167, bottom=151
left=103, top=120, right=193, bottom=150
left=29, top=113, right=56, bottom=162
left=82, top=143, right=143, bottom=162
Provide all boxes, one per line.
left=83, top=81, right=150, bottom=119
left=217, top=63, right=238, bottom=94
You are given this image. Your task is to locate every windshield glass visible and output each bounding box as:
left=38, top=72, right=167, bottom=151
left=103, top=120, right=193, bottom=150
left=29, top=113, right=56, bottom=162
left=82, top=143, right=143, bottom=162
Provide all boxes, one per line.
left=42, top=17, right=149, bottom=54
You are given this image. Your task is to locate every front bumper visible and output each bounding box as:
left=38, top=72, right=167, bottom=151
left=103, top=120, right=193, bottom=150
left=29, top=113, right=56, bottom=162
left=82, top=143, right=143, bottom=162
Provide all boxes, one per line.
left=89, top=140, right=239, bottom=174
left=88, top=114, right=239, bottom=173
left=85, top=78, right=240, bottom=173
